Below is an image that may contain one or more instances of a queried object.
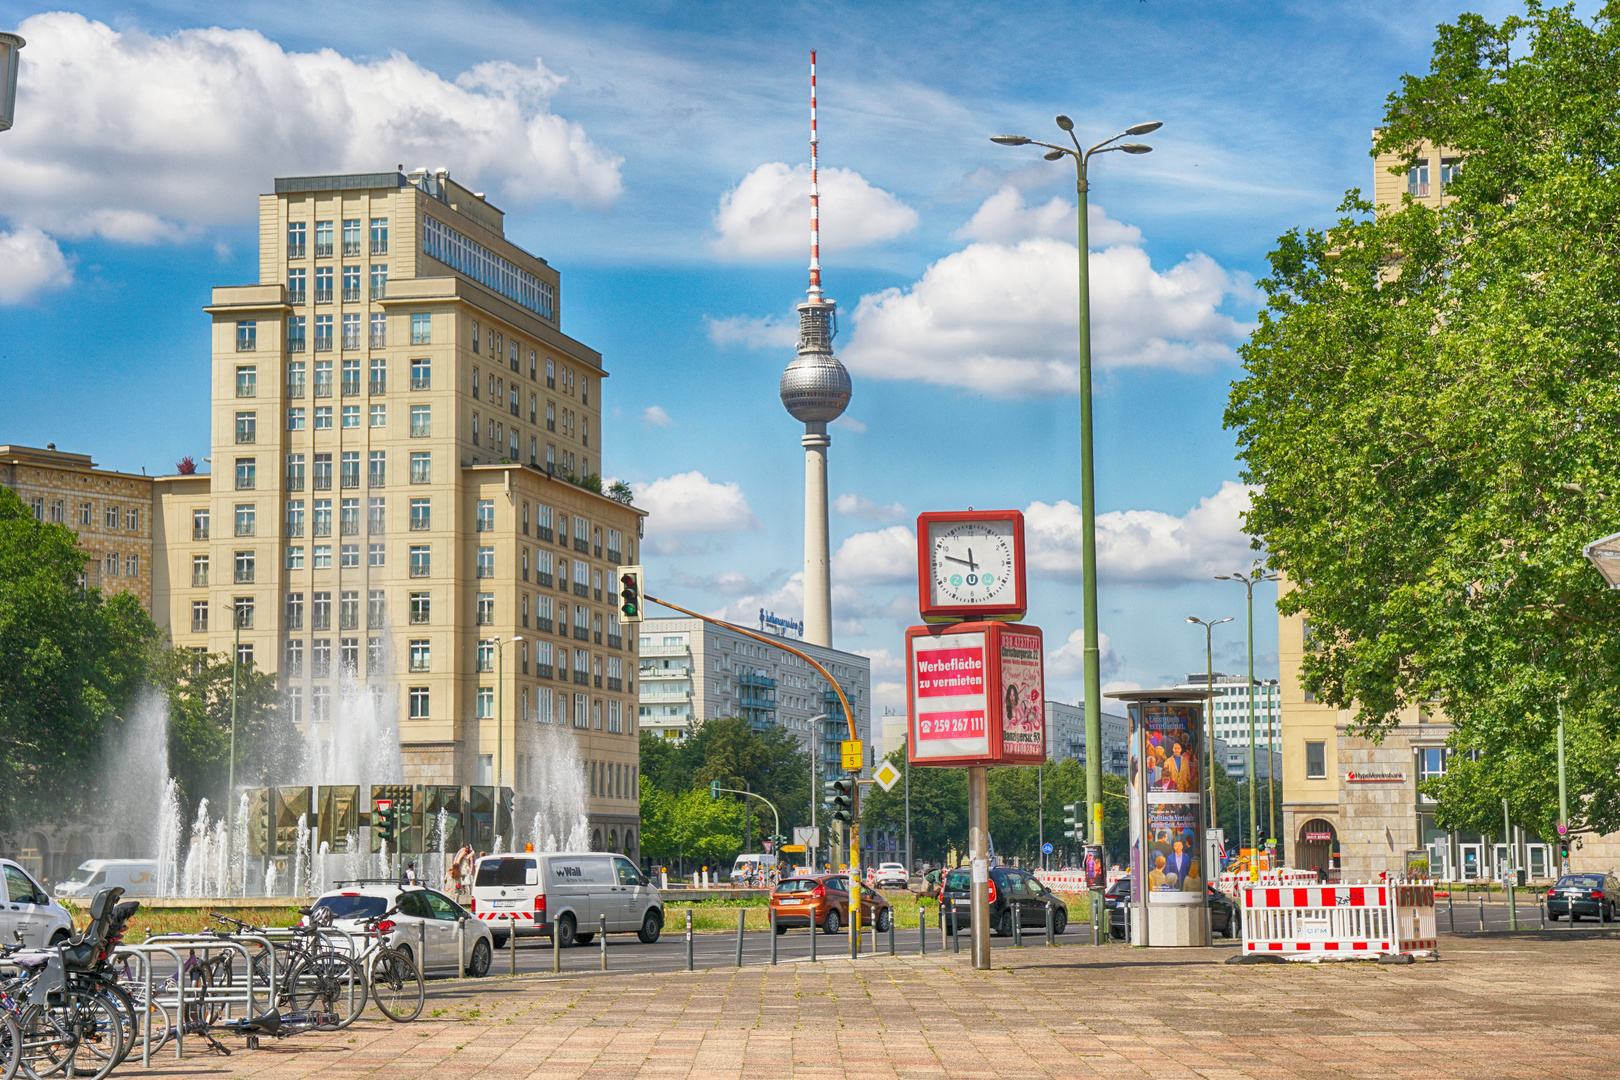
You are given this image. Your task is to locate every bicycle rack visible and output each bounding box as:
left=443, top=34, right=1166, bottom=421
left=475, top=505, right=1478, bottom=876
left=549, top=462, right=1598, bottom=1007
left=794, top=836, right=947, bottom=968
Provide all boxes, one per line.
left=122, top=932, right=278, bottom=1064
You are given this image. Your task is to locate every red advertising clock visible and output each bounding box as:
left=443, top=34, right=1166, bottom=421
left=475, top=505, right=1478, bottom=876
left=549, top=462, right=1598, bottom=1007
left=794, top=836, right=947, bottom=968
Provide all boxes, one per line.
left=916, top=510, right=1027, bottom=623
left=905, top=621, right=1045, bottom=767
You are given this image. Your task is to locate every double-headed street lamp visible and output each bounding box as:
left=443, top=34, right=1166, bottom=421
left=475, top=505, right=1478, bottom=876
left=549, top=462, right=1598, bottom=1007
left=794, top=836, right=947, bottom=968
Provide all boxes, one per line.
left=1215, top=568, right=1278, bottom=861
left=0, top=31, right=23, bottom=133
left=1186, top=616, right=1233, bottom=834
left=993, top=116, right=1161, bottom=848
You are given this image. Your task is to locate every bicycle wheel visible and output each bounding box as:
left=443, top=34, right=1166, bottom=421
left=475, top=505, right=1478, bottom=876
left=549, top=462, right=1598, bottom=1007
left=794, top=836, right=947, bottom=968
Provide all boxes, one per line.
left=1, top=1008, right=20, bottom=1080
left=367, top=948, right=424, bottom=1023
left=286, top=955, right=367, bottom=1030
left=82, top=982, right=136, bottom=1068
left=18, top=990, right=123, bottom=1080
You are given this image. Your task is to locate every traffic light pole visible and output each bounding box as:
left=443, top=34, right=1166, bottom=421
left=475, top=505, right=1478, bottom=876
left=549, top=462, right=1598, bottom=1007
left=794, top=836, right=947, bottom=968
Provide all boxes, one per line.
left=712, top=785, right=781, bottom=852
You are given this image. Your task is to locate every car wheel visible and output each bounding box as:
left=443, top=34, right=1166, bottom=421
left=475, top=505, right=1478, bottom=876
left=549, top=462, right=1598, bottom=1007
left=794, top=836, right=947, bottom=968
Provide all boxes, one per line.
left=575, top=932, right=595, bottom=945
left=48, top=929, right=70, bottom=947
left=467, top=938, right=492, bottom=978
left=1053, top=908, right=1068, bottom=936
left=996, top=910, right=1013, bottom=938
left=775, top=923, right=789, bottom=935
left=823, top=908, right=841, bottom=935
left=875, top=907, right=892, bottom=933
left=1572, top=912, right=1581, bottom=923
left=554, top=913, right=577, bottom=948
left=638, top=910, right=663, bottom=945
left=1549, top=912, right=1560, bottom=921
left=491, top=931, right=509, bottom=949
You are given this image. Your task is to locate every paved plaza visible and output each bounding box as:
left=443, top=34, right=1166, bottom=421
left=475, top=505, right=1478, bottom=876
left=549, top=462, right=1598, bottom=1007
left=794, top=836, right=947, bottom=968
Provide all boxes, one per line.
left=137, top=932, right=1620, bottom=1079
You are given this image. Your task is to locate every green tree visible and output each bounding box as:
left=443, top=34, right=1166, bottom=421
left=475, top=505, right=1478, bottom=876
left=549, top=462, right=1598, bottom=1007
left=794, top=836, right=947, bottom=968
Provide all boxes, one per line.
left=1226, top=3, right=1620, bottom=844
left=0, top=488, right=162, bottom=830
left=639, top=786, right=743, bottom=875
left=859, top=751, right=966, bottom=867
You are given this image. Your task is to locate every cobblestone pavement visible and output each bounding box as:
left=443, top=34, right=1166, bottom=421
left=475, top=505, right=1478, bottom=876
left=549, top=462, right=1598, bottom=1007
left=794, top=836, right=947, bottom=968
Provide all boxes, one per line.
left=133, top=933, right=1620, bottom=1079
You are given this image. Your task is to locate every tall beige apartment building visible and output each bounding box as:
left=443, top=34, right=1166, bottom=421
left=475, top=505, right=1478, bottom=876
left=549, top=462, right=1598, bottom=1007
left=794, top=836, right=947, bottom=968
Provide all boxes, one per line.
left=160, top=169, right=646, bottom=856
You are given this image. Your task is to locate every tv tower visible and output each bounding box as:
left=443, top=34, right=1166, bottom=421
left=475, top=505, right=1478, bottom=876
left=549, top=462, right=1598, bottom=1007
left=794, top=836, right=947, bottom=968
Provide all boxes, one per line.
left=779, top=51, right=852, bottom=649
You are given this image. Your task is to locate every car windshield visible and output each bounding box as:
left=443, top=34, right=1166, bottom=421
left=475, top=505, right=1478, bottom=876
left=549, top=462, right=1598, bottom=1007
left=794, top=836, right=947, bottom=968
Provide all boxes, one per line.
left=313, top=894, right=388, bottom=921
left=1108, top=880, right=1132, bottom=897
left=475, top=859, right=535, bottom=887
left=1556, top=875, right=1605, bottom=888
left=943, top=869, right=971, bottom=893
left=67, top=864, right=100, bottom=885
left=775, top=879, right=821, bottom=894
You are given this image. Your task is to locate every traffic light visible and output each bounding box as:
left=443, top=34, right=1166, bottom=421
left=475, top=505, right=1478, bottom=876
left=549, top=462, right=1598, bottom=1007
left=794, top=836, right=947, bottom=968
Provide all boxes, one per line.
left=617, top=565, right=644, bottom=624
left=375, top=800, right=397, bottom=849
left=1062, top=802, right=1082, bottom=841
left=823, top=778, right=855, bottom=824
left=710, top=780, right=721, bottom=801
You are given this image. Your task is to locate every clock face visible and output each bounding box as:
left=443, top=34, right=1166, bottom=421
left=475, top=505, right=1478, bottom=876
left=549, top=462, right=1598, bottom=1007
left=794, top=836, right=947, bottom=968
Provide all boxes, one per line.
left=929, top=519, right=1018, bottom=608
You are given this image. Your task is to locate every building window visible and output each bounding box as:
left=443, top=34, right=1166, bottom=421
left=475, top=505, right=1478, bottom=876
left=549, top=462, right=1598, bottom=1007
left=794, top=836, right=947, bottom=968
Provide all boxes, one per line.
left=285, top=500, right=304, bottom=537
left=476, top=499, right=494, bottom=532
left=288, top=221, right=307, bottom=259
left=341, top=265, right=361, bottom=304
left=477, top=640, right=494, bottom=673
left=314, top=315, right=333, bottom=351
left=340, top=590, right=360, bottom=630
left=1305, top=740, right=1326, bottom=779
left=342, top=404, right=360, bottom=429
left=314, top=219, right=333, bottom=257
left=410, top=404, right=431, bottom=437
left=409, top=592, right=430, bottom=624
left=235, top=458, right=256, bottom=490
left=312, top=544, right=331, bottom=568
left=1408, top=159, right=1430, bottom=197
left=409, top=686, right=429, bottom=719
left=339, top=637, right=359, bottom=675
left=370, top=218, right=388, bottom=255
left=286, top=545, right=304, bottom=569
left=1417, top=747, right=1447, bottom=784
left=410, top=452, right=431, bottom=484
left=608, top=700, right=622, bottom=734
left=411, top=313, right=431, bottom=345
left=236, top=641, right=254, bottom=668
left=370, top=403, right=387, bottom=429
left=312, top=499, right=331, bottom=537
left=369, top=311, right=386, bottom=348
left=547, top=358, right=555, bottom=388
left=235, top=411, right=257, bottom=444
left=476, top=687, right=494, bottom=719
left=368, top=636, right=384, bottom=671
left=314, top=406, right=332, bottom=430
left=410, top=640, right=431, bottom=672
left=287, top=407, right=306, bottom=431
left=192, top=554, right=209, bottom=588
left=340, top=497, right=360, bottom=536
left=233, top=596, right=254, bottom=630
left=287, top=268, right=306, bottom=304
left=1440, top=157, right=1461, bottom=190
left=311, top=592, right=331, bottom=631
left=235, top=365, right=257, bottom=398
left=411, top=357, right=430, bottom=390
left=574, top=693, right=587, bottom=729
left=471, top=412, right=480, bottom=445
left=340, top=453, right=360, bottom=489
left=367, top=495, right=385, bottom=534
left=368, top=589, right=386, bottom=627
left=236, top=321, right=257, bottom=352
left=410, top=545, right=431, bottom=578
left=286, top=315, right=306, bottom=353
left=369, top=542, right=385, bottom=567
left=315, top=266, right=333, bottom=304
left=342, top=218, right=362, bottom=257
left=284, top=639, right=303, bottom=677
left=410, top=498, right=430, bottom=531
left=477, top=546, right=495, bottom=578
left=234, top=550, right=255, bottom=584
left=234, top=503, right=256, bottom=537
left=286, top=592, right=304, bottom=631
left=311, top=685, right=331, bottom=723
left=342, top=312, right=361, bottom=350
left=191, top=600, right=208, bottom=633
left=476, top=593, right=495, bottom=625
left=369, top=452, right=386, bottom=490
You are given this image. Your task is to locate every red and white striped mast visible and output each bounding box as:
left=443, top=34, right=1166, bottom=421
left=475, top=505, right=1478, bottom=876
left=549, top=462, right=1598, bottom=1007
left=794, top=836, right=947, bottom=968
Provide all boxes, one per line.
left=808, top=49, right=823, bottom=302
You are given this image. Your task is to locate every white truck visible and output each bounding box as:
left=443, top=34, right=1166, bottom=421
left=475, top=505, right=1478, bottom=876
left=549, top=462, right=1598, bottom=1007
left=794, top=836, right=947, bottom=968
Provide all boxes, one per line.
left=470, top=852, right=664, bottom=948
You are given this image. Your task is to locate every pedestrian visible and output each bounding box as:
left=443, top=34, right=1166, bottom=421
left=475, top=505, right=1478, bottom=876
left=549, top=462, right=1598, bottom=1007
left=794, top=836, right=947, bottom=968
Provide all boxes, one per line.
left=1315, top=864, right=1326, bottom=884
left=401, top=860, right=418, bottom=885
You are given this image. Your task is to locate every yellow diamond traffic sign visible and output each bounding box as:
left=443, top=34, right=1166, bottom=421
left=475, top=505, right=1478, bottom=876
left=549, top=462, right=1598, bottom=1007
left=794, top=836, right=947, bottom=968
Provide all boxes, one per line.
left=873, top=759, right=901, bottom=792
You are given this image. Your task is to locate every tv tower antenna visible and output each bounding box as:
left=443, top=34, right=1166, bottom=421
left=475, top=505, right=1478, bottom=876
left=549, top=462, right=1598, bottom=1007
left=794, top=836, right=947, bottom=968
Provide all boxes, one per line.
left=779, top=50, right=852, bottom=648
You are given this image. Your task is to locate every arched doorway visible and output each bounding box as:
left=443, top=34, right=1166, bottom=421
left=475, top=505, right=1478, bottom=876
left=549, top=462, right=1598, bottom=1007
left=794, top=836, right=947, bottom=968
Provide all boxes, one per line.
left=624, top=830, right=636, bottom=863
left=591, top=828, right=602, bottom=852
left=608, top=828, right=618, bottom=853
left=1296, top=819, right=1338, bottom=880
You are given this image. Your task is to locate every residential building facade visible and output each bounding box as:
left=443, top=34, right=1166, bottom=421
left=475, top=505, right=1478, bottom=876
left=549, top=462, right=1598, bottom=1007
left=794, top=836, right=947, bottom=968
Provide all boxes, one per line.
left=1043, top=700, right=1128, bottom=776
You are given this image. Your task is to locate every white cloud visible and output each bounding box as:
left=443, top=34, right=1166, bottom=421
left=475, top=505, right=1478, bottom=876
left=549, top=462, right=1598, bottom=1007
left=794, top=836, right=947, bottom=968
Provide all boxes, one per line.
left=1025, top=481, right=1261, bottom=585
left=711, top=162, right=918, bottom=258
left=841, top=188, right=1252, bottom=396
left=0, top=13, right=622, bottom=242
left=832, top=416, right=867, bottom=434
left=831, top=526, right=916, bottom=586
left=873, top=681, right=907, bottom=712
left=640, top=405, right=673, bottom=427
left=1047, top=629, right=1121, bottom=679
left=954, top=187, right=1142, bottom=248
left=631, top=472, right=760, bottom=553
left=833, top=493, right=906, bottom=523
left=707, top=574, right=803, bottom=628
left=0, top=227, right=73, bottom=304
left=854, top=648, right=905, bottom=679
left=705, top=314, right=797, bottom=349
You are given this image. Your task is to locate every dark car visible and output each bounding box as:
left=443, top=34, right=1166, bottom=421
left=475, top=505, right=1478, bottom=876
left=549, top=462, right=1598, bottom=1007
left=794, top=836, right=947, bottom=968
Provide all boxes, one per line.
left=1547, top=873, right=1618, bottom=922
left=1105, top=879, right=1240, bottom=940
left=940, top=866, right=1068, bottom=937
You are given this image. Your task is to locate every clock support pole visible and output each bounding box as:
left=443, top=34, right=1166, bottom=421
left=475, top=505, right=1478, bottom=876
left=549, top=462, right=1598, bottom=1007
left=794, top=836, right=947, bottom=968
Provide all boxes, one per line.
left=967, top=766, right=991, bottom=970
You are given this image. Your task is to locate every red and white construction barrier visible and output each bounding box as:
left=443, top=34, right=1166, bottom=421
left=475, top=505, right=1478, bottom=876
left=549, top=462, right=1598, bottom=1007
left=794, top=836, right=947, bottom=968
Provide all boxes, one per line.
left=1241, top=881, right=1437, bottom=959
left=1218, top=869, right=1318, bottom=894
left=1033, top=870, right=1093, bottom=892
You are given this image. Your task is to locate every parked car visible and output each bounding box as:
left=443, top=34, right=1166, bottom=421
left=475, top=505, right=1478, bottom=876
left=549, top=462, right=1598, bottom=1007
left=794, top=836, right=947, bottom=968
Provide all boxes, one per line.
left=1104, top=879, right=1241, bottom=940
left=770, top=873, right=893, bottom=934
left=471, top=852, right=664, bottom=947
left=54, top=859, right=160, bottom=900
left=1546, top=873, right=1618, bottom=921
left=870, top=863, right=910, bottom=890
left=940, top=866, right=1069, bottom=937
left=311, top=882, right=493, bottom=977
left=0, top=859, right=76, bottom=948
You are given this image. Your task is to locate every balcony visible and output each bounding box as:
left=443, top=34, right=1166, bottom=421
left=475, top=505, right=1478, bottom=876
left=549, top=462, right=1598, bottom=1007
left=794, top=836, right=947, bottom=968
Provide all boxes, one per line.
left=341, top=378, right=360, bottom=397
left=594, top=545, right=602, bottom=559
left=370, top=333, right=386, bottom=349
left=312, top=522, right=331, bottom=538
left=371, top=240, right=388, bottom=256
left=574, top=626, right=589, bottom=641
left=314, top=289, right=333, bottom=304
left=287, top=290, right=306, bottom=306
left=594, top=631, right=602, bottom=645
left=286, top=475, right=304, bottom=492
left=594, top=675, right=602, bottom=689
left=537, top=572, right=553, bottom=588
left=193, top=525, right=209, bottom=541
left=313, top=475, right=332, bottom=491
left=343, top=241, right=361, bottom=257
left=607, top=550, right=621, bottom=565
left=288, top=244, right=306, bottom=259
left=593, top=588, right=602, bottom=602
left=368, top=472, right=385, bottom=490
left=536, top=617, right=553, bottom=633
left=314, top=336, right=333, bottom=353
left=191, top=618, right=207, bottom=634
left=607, top=634, right=622, bottom=651
left=640, top=643, right=687, bottom=657
left=607, top=677, right=623, bottom=692
left=538, top=527, right=553, bottom=543
left=410, top=564, right=430, bottom=579
left=191, top=571, right=208, bottom=588
left=641, top=666, right=688, bottom=680
left=368, top=516, right=384, bottom=536
left=409, top=609, right=429, bottom=625
left=573, top=583, right=588, bottom=597
left=286, top=379, right=305, bottom=398
left=574, top=538, right=589, bottom=553
left=536, top=664, right=553, bottom=680
left=342, top=288, right=360, bottom=304
left=476, top=566, right=493, bottom=579
left=313, top=379, right=332, bottom=398
left=235, top=523, right=255, bottom=538
left=573, top=671, right=589, bottom=686
left=641, top=690, right=691, bottom=703
left=314, top=242, right=333, bottom=258
left=341, top=474, right=359, bottom=490
left=236, top=476, right=254, bottom=490
left=341, top=333, right=361, bottom=352
left=286, top=521, right=303, bottom=538
left=410, top=518, right=430, bottom=532
left=411, top=377, right=431, bottom=391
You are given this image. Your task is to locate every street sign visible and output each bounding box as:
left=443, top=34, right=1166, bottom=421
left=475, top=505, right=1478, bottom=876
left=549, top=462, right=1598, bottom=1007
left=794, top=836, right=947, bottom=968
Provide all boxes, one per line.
left=841, top=739, right=863, bottom=771
left=1557, top=821, right=1568, bottom=836
left=873, top=760, right=901, bottom=791
left=781, top=844, right=806, bottom=853
left=1041, top=842, right=1053, bottom=855
left=793, top=826, right=820, bottom=848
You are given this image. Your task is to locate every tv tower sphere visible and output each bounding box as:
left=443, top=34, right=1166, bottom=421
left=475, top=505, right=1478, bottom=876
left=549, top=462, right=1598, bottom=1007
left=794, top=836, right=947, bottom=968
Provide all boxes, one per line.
left=779, top=309, right=852, bottom=423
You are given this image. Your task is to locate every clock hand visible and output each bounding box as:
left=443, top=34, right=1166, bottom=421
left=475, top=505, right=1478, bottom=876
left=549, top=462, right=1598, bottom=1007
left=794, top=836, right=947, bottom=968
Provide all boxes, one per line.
left=966, top=548, right=978, bottom=572
left=942, top=555, right=974, bottom=567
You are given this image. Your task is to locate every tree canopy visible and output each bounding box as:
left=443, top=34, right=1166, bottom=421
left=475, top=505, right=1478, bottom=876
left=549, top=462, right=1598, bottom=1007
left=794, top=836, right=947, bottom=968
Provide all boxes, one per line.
left=1227, top=2, right=1620, bottom=842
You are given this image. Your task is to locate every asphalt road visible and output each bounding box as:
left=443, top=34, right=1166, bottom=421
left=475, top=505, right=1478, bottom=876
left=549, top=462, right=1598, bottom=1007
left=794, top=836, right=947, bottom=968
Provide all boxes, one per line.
left=1436, top=895, right=1620, bottom=933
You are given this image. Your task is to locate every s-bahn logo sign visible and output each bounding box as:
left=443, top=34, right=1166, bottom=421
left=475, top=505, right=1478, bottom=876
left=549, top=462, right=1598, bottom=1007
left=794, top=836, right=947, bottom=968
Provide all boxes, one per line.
left=1346, top=770, right=1405, bottom=783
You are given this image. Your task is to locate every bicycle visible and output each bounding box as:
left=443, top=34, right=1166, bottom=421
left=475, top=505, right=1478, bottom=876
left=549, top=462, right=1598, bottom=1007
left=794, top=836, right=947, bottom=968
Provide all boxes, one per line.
left=354, top=913, right=423, bottom=1023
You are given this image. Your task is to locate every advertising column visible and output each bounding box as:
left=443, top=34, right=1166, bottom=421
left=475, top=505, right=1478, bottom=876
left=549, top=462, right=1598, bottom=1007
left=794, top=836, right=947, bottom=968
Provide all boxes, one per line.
left=1113, top=690, right=1208, bottom=947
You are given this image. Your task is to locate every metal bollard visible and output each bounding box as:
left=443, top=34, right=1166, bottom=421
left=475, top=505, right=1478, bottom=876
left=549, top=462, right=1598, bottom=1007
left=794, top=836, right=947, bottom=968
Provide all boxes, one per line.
left=735, top=908, right=745, bottom=967
left=951, top=906, right=960, bottom=953
left=918, top=906, right=927, bottom=955
left=509, top=915, right=517, bottom=975
left=1045, top=901, right=1055, bottom=946
left=600, top=914, right=607, bottom=970
left=888, top=913, right=895, bottom=956
left=553, top=916, right=561, bottom=973
left=1539, top=897, right=1545, bottom=930
left=1012, top=902, right=1022, bottom=947
left=1448, top=892, right=1455, bottom=933
left=457, top=917, right=466, bottom=978
left=810, top=916, right=817, bottom=962
left=685, top=909, right=694, bottom=971
left=770, top=908, right=778, bottom=965
left=1478, top=896, right=1485, bottom=932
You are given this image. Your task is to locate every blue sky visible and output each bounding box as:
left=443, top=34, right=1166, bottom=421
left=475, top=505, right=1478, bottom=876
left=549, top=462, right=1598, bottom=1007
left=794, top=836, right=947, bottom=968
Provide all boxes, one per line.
left=0, top=0, right=1554, bottom=712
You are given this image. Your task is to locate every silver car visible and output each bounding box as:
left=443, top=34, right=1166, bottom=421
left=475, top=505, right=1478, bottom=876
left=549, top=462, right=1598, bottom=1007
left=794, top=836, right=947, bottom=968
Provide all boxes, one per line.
left=1, top=859, right=75, bottom=948
left=310, top=883, right=494, bottom=978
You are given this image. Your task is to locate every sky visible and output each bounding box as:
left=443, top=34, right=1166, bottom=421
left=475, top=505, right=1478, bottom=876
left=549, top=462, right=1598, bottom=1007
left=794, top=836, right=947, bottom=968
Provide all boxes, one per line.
left=0, top=0, right=1559, bottom=715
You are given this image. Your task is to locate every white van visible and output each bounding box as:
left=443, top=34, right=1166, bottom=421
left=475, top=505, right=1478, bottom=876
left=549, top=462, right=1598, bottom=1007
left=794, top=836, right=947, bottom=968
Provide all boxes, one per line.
left=730, top=853, right=781, bottom=886
left=55, top=860, right=160, bottom=900
left=1, top=858, right=76, bottom=948
left=470, top=852, right=663, bottom=948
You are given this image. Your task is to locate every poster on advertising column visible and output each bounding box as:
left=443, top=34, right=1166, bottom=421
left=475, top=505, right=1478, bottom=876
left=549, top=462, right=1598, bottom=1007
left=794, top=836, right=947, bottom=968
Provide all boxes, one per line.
left=1117, top=696, right=1206, bottom=905
left=996, top=628, right=1045, bottom=762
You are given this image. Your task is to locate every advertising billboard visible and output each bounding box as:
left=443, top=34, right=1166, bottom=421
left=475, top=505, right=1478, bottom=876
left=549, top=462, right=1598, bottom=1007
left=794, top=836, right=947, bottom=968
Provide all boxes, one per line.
left=906, top=622, right=1045, bottom=767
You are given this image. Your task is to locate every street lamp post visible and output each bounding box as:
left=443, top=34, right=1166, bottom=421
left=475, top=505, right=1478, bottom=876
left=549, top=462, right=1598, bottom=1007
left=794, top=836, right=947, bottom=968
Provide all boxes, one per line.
left=226, top=600, right=242, bottom=888
left=993, top=116, right=1160, bottom=848
left=806, top=711, right=830, bottom=865
left=1186, top=616, right=1233, bottom=837
left=490, top=634, right=524, bottom=848
left=1266, top=678, right=1278, bottom=855
left=1216, top=568, right=1278, bottom=861
left=0, top=31, right=23, bottom=133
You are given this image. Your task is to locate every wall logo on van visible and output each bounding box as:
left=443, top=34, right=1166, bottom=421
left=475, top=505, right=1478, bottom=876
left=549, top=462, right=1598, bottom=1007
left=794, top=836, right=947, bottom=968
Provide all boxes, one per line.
left=553, top=864, right=583, bottom=879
